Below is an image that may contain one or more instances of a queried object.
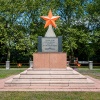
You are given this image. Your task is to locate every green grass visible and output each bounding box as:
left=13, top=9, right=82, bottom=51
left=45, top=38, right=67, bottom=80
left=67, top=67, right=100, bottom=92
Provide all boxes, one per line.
left=0, top=92, right=100, bottom=100
left=77, top=68, right=100, bottom=79
left=0, top=68, right=27, bottom=79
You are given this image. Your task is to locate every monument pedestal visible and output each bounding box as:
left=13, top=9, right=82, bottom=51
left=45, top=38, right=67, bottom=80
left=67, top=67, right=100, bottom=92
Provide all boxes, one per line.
left=33, top=53, right=67, bottom=69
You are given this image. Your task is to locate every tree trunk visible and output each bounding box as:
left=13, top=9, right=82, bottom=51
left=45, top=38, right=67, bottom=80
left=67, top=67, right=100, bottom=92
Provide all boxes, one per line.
left=7, top=49, right=10, bottom=61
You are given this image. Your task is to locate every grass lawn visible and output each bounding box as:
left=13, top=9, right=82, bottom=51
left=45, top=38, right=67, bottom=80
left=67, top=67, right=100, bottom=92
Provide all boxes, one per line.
left=77, top=68, right=100, bottom=79
left=0, top=92, right=100, bottom=100
left=0, top=68, right=27, bottom=79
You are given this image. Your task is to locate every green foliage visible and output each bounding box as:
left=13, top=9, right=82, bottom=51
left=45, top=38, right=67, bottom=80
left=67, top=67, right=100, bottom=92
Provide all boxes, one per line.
left=0, top=0, right=100, bottom=62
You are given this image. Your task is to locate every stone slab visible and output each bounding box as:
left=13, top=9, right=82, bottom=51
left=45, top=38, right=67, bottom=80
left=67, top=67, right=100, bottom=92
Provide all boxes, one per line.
left=33, top=53, right=66, bottom=69
left=38, top=36, right=62, bottom=52
left=26, top=71, right=73, bottom=74
left=42, top=37, right=58, bottom=52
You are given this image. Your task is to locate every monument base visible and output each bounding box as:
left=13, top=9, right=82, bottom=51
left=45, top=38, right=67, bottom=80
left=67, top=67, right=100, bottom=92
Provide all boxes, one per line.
left=33, top=53, right=67, bottom=69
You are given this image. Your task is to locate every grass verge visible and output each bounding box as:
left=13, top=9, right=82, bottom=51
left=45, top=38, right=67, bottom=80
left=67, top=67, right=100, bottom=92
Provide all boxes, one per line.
left=76, top=68, right=100, bottom=79
left=0, top=68, right=27, bottom=79
left=0, top=92, right=100, bottom=100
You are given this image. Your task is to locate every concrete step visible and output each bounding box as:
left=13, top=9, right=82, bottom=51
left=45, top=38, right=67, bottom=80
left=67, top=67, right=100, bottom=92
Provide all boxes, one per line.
left=5, top=80, right=94, bottom=84
left=20, top=73, right=79, bottom=75
left=5, top=84, right=95, bottom=88
left=27, top=68, right=73, bottom=71
left=14, top=77, right=86, bottom=79
left=19, top=74, right=85, bottom=79
left=5, top=82, right=94, bottom=88
left=11, top=78, right=88, bottom=82
left=25, top=71, right=74, bottom=75
left=5, top=84, right=95, bottom=89
left=8, top=80, right=92, bottom=84
left=5, top=77, right=94, bottom=84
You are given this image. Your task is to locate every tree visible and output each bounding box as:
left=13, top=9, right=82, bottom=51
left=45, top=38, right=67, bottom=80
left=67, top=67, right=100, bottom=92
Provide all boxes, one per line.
left=86, top=0, right=100, bottom=61
left=0, top=0, right=100, bottom=62
left=0, top=0, right=38, bottom=62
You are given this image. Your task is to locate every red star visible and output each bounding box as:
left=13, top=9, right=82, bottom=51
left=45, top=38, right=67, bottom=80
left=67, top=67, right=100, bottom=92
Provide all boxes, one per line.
left=41, top=10, right=60, bottom=28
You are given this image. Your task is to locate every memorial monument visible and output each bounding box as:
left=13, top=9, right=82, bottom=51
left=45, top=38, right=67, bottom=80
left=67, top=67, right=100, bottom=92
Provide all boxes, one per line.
left=33, top=10, right=66, bottom=69
left=5, top=10, right=94, bottom=90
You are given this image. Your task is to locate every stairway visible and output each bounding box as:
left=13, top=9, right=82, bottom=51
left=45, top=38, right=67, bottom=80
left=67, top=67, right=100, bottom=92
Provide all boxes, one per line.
left=5, top=67, right=94, bottom=88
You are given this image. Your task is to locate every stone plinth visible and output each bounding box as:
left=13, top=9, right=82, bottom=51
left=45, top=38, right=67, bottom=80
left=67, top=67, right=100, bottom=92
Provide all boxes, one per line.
left=6, top=61, right=10, bottom=70
left=33, top=53, right=66, bottom=69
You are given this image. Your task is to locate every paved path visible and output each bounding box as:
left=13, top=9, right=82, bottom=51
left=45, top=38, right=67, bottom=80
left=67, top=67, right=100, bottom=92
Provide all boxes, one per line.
left=0, top=75, right=100, bottom=91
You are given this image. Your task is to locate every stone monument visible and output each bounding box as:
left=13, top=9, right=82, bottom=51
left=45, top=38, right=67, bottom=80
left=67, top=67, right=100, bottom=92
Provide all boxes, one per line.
left=33, top=10, right=66, bottom=69
left=5, top=10, right=95, bottom=90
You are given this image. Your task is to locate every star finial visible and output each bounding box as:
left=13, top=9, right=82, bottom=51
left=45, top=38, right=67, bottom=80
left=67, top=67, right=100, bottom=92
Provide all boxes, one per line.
left=41, top=9, right=60, bottom=28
